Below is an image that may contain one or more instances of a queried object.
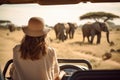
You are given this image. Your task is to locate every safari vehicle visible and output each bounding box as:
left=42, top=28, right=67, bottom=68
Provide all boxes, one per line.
left=0, top=0, right=120, bottom=80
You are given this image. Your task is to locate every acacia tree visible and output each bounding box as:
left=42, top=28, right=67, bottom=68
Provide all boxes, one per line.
left=80, top=12, right=120, bottom=22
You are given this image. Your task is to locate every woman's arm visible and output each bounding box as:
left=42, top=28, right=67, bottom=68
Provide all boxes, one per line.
left=51, top=48, right=66, bottom=80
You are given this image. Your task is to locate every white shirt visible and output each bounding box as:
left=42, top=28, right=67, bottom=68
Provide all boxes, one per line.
left=12, top=45, right=59, bottom=80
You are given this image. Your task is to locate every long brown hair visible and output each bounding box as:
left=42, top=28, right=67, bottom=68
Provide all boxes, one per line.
left=20, top=35, right=47, bottom=60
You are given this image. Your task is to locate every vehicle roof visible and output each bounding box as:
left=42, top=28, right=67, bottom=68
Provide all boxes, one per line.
left=0, top=0, right=120, bottom=5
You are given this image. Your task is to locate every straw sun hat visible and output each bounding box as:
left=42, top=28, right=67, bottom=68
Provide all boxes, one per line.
left=22, top=17, right=50, bottom=37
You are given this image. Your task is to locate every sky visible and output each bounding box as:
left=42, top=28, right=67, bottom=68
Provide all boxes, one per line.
left=0, top=2, right=120, bottom=26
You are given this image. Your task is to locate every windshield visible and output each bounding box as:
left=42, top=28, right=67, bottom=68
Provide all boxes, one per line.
left=0, top=2, right=120, bottom=71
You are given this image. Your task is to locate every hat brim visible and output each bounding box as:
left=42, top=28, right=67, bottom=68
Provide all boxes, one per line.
left=22, top=26, right=50, bottom=37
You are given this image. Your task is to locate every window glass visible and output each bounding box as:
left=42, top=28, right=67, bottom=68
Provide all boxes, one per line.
left=0, top=2, right=120, bottom=70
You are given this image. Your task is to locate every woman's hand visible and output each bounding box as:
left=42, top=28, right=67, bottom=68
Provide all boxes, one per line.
left=55, top=70, right=66, bottom=80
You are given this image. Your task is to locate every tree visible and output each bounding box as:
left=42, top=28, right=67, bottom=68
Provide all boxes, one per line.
left=80, top=12, right=120, bottom=22
left=0, top=20, right=11, bottom=23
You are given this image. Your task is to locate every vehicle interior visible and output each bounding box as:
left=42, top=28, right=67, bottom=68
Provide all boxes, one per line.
left=0, top=0, right=120, bottom=80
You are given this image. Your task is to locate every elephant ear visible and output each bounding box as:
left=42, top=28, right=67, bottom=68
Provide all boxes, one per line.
left=92, top=22, right=101, bottom=32
left=101, top=22, right=109, bottom=32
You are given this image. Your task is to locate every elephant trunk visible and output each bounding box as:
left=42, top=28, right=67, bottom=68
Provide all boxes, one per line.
left=106, top=31, right=110, bottom=44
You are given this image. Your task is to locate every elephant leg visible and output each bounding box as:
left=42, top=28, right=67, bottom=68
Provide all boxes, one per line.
left=82, top=35, right=85, bottom=42
left=59, top=32, right=66, bottom=42
left=69, top=32, right=72, bottom=39
left=69, top=29, right=75, bottom=39
left=55, top=31, right=58, bottom=39
left=97, top=33, right=101, bottom=44
left=57, top=32, right=60, bottom=39
left=91, top=35, right=95, bottom=44
left=71, top=31, right=75, bottom=39
left=62, top=35, right=67, bottom=42
left=60, top=34, right=64, bottom=42
left=90, top=30, right=96, bottom=44
left=59, top=34, right=63, bottom=41
left=87, top=36, right=90, bottom=43
left=65, top=33, right=68, bottom=39
left=56, top=33, right=58, bottom=39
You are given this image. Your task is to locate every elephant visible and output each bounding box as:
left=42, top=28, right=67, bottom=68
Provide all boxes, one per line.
left=54, top=22, right=78, bottom=41
left=82, top=22, right=111, bottom=44
left=68, top=22, right=78, bottom=39
left=7, top=24, right=16, bottom=32
left=54, top=23, right=68, bottom=41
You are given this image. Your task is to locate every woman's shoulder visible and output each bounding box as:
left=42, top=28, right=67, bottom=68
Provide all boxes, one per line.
left=48, top=47, right=54, bottom=51
left=47, top=47, right=56, bottom=56
left=13, top=44, right=21, bottom=52
left=13, top=44, right=21, bottom=58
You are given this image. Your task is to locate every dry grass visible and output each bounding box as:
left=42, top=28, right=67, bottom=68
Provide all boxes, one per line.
left=0, top=27, right=120, bottom=71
